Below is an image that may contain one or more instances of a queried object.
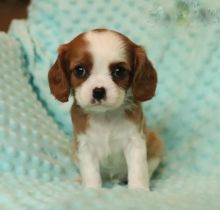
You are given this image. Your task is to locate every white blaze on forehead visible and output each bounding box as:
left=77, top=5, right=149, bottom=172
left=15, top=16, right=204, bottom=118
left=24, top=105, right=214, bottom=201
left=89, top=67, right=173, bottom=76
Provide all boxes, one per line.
left=85, top=31, right=127, bottom=73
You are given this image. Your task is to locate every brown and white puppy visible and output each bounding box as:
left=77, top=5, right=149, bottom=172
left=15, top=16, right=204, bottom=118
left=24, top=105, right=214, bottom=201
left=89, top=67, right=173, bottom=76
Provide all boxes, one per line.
left=48, top=29, right=163, bottom=190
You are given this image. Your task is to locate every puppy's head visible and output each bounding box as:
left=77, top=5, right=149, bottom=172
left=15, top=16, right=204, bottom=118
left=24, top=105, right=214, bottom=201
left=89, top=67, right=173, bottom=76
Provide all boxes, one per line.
left=48, top=29, right=157, bottom=112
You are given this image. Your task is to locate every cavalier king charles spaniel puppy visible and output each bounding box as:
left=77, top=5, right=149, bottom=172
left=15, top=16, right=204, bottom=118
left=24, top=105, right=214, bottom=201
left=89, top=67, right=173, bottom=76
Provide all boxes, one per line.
left=48, top=29, right=163, bottom=190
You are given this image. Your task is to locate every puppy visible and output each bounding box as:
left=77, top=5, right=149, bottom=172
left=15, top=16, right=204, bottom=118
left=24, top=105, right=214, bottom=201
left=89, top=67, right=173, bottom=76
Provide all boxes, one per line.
left=48, top=29, right=163, bottom=190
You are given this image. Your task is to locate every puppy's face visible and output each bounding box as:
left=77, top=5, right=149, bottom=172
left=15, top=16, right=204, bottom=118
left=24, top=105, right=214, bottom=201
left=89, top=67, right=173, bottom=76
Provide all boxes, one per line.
left=48, top=29, right=157, bottom=112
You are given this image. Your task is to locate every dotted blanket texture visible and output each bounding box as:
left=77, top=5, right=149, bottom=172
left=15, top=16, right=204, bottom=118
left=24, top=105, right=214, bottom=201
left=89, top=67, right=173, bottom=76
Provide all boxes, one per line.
left=0, top=0, right=220, bottom=209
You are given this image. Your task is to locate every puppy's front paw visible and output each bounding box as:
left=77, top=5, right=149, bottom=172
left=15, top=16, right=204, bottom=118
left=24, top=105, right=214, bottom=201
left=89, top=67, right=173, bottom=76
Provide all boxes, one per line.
left=84, top=183, right=101, bottom=189
left=83, top=178, right=102, bottom=189
left=128, top=180, right=150, bottom=191
left=128, top=184, right=150, bottom=191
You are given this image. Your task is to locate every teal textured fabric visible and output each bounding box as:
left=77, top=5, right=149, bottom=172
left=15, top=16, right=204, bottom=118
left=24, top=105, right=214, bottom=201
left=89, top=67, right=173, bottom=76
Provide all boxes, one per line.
left=0, top=0, right=220, bottom=209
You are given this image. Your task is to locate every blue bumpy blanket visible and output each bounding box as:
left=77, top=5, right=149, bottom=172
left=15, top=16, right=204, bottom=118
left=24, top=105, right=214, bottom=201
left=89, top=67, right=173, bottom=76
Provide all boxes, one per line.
left=0, top=0, right=220, bottom=209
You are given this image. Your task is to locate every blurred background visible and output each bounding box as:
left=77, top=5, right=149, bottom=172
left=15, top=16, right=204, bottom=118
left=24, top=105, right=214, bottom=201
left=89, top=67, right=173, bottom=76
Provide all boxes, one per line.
left=0, top=0, right=29, bottom=31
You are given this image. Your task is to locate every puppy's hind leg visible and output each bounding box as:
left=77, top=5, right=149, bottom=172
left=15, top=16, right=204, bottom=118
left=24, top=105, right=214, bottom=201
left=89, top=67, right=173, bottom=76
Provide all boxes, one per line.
left=146, top=130, right=164, bottom=177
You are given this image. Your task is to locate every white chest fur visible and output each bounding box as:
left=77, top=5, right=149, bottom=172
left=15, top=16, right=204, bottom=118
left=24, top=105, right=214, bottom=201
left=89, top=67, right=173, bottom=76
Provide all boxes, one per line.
left=77, top=111, right=141, bottom=179
left=77, top=110, right=149, bottom=189
left=85, top=112, right=138, bottom=156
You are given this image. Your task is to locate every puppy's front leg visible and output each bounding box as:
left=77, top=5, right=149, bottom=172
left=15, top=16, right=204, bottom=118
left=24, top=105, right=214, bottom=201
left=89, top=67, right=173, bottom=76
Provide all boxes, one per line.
left=124, top=136, right=149, bottom=190
left=78, top=144, right=101, bottom=188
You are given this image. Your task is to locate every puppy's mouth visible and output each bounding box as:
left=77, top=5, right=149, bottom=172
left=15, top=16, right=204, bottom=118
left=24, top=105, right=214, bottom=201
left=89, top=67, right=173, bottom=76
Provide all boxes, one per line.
left=91, top=98, right=103, bottom=105
left=89, top=99, right=111, bottom=108
left=82, top=99, right=119, bottom=113
left=91, top=97, right=113, bottom=106
left=85, top=104, right=111, bottom=113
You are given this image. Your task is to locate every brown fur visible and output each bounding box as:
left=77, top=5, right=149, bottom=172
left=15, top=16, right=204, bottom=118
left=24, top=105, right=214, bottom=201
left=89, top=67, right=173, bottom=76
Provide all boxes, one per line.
left=48, top=33, right=92, bottom=102
left=72, top=137, right=79, bottom=163
left=147, top=130, right=163, bottom=160
left=48, top=46, right=70, bottom=102
left=67, top=35, right=93, bottom=89
left=109, top=61, right=132, bottom=90
left=69, top=51, right=93, bottom=88
left=71, top=103, right=88, bottom=135
left=71, top=103, right=89, bottom=162
left=132, top=46, right=157, bottom=101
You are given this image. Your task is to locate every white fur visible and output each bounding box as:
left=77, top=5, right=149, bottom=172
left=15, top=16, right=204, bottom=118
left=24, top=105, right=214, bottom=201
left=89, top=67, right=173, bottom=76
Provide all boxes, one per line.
left=77, top=110, right=150, bottom=190
left=75, top=31, right=127, bottom=112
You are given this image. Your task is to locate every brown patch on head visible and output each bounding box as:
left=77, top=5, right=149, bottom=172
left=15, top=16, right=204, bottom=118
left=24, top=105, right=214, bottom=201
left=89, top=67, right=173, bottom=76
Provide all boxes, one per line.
left=105, top=30, right=157, bottom=102
left=48, top=33, right=93, bottom=102
left=109, top=61, right=132, bottom=90
left=66, top=35, right=93, bottom=89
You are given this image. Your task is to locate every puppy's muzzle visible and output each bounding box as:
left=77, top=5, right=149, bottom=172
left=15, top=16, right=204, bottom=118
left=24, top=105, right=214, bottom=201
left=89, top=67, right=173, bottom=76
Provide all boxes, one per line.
left=93, top=87, right=106, bottom=101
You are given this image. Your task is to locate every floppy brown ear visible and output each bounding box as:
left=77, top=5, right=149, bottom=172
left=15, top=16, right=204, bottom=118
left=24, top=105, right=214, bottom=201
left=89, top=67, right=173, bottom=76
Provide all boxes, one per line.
left=132, top=46, right=157, bottom=101
left=48, top=45, right=70, bottom=102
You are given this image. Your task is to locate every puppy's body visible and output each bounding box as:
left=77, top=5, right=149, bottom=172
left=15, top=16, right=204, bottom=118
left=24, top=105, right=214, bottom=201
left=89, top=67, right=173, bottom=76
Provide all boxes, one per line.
left=74, top=104, right=132, bottom=182
left=48, top=29, right=163, bottom=190
left=72, top=102, right=162, bottom=186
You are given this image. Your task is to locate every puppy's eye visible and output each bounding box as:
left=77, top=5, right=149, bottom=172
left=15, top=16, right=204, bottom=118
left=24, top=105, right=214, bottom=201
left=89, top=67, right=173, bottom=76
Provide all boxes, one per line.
left=74, top=65, right=87, bottom=78
left=112, top=67, right=127, bottom=80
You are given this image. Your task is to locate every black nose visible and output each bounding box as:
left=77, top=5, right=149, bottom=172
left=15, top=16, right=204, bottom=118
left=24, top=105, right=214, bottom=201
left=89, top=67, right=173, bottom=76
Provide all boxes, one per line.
left=93, top=87, right=106, bottom=101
